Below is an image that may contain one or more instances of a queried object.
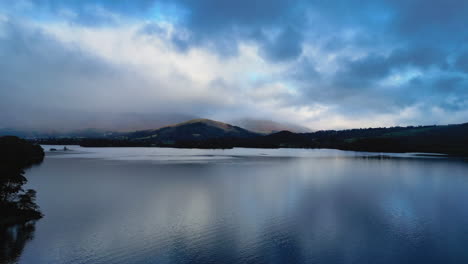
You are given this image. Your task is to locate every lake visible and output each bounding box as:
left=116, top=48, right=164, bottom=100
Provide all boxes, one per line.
left=3, top=147, right=468, bottom=264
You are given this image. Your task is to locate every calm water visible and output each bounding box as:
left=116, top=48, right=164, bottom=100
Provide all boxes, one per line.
left=3, top=147, right=468, bottom=264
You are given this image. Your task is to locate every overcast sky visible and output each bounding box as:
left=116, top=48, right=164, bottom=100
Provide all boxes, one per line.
left=1, top=0, right=467, bottom=130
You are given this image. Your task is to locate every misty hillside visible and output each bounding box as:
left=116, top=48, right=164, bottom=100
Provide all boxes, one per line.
left=232, top=118, right=312, bottom=134
left=0, top=112, right=197, bottom=137
left=122, top=119, right=258, bottom=143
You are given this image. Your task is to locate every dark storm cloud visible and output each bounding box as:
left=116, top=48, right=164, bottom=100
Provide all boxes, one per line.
left=164, top=0, right=306, bottom=60
left=174, top=0, right=295, bottom=30
left=389, top=0, right=468, bottom=39
left=454, top=52, right=468, bottom=74
left=286, top=57, right=320, bottom=82
left=4, top=0, right=467, bottom=60
left=334, top=47, right=447, bottom=88
left=3, top=0, right=308, bottom=61
left=288, top=46, right=467, bottom=119
left=433, top=76, right=464, bottom=92
left=257, top=27, right=304, bottom=61
left=12, top=0, right=155, bottom=19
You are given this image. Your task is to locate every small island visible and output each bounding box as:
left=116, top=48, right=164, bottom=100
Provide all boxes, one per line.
left=0, top=136, right=44, bottom=226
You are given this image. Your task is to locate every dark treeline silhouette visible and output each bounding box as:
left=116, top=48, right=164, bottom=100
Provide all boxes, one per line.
left=33, top=122, right=468, bottom=156
left=0, top=136, right=44, bottom=226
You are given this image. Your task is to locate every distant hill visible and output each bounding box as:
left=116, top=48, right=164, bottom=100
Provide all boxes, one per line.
left=30, top=119, right=468, bottom=156
left=243, top=123, right=468, bottom=155
left=122, top=119, right=258, bottom=144
left=232, top=118, right=312, bottom=134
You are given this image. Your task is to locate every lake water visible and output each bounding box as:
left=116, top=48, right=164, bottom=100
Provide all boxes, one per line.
left=3, top=146, right=468, bottom=264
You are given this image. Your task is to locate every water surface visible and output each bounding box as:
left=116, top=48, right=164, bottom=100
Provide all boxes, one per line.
left=6, top=147, right=468, bottom=263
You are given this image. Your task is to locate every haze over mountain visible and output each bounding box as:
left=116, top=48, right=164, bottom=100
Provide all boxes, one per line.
left=0, top=114, right=311, bottom=138
left=124, top=119, right=258, bottom=143
left=232, top=118, right=312, bottom=134
left=0, top=110, right=197, bottom=133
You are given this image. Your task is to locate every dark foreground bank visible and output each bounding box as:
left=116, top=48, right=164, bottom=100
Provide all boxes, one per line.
left=0, top=136, right=44, bottom=226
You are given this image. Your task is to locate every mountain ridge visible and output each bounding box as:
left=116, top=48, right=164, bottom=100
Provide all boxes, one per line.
left=16, top=119, right=468, bottom=156
left=231, top=118, right=312, bottom=134
left=122, top=118, right=259, bottom=143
